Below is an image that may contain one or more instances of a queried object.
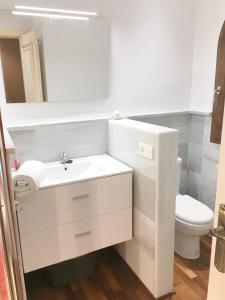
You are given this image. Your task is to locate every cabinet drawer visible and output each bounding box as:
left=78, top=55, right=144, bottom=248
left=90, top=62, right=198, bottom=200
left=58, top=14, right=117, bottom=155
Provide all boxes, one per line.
left=18, top=173, right=132, bottom=234
left=21, top=208, right=132, bottom=273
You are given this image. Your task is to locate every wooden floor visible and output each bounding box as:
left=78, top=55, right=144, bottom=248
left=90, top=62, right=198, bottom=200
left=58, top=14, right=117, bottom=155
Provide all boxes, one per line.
left=25, top=237, right=211, bottom=300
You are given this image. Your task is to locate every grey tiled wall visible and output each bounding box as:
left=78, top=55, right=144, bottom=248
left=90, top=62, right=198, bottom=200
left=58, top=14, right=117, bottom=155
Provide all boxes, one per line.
left=9, top=120, right=108, bottom=164
left=132, top=113, right=190, bottom=193
left=10, top=113, right=219, bottom=210
left=132, top=113, right=219, bottom=211
left=187, top=115, right=219, bottom=210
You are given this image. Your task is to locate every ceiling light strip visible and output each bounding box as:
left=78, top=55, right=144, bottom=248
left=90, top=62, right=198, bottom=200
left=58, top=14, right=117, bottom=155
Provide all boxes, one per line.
left=15, top=5, right=97, bottom=16
left=12, top=11, right=90, bottom=21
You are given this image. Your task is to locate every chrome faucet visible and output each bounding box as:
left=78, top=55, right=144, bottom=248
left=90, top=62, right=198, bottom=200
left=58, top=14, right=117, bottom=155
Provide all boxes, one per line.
left=59, top=152, right=73, bottom=165
left=60, top=152, right=68, bottom=164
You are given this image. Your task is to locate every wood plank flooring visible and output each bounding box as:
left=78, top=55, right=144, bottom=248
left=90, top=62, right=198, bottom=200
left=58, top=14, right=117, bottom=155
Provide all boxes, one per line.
left=25, top=236, right=211, bottom=300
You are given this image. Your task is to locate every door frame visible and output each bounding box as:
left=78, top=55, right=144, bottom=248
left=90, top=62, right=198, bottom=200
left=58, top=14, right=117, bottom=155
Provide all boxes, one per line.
left=0, top=115, right=26, bottom=300
left=0, top=29, right=26, bottom=39
left=0, top=29, right=44, bottom=103
left=207, top=105, right=225, bottom=299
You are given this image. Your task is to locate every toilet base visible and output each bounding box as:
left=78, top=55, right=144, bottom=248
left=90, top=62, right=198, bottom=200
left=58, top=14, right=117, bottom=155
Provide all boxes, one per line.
left=175, top=231, right=200, bottom=259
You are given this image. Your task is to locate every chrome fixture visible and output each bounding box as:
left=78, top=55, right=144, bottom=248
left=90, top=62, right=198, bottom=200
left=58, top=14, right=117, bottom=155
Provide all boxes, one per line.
left=210, top=203, right=225, bottom=273
left=60, top=152, right=70, bottom=164
left=214, top=86, right=222, bottom=95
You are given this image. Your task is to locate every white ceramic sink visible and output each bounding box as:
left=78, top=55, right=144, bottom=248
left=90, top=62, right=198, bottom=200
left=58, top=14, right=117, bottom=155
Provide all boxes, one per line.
left=44, top=161, right=102, bottom=181
left=40, top=154, right=132, bottom=188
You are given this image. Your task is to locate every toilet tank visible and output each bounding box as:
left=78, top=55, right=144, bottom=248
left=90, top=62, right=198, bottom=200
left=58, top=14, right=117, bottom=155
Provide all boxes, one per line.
left=176, top=157, right=182, bottom=195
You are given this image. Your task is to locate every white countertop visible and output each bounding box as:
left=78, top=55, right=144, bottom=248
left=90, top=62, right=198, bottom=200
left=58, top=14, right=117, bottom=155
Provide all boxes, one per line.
left=40, top=154, right=133, bottom=189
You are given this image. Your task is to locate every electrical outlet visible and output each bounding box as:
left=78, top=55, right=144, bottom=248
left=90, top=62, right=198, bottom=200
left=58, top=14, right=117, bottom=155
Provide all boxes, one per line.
left=139, top=143, right=154, bottom=160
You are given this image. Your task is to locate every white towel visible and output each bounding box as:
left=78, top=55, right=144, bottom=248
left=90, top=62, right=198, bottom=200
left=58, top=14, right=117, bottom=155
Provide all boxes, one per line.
left=13, top=160, right=46, bottom=200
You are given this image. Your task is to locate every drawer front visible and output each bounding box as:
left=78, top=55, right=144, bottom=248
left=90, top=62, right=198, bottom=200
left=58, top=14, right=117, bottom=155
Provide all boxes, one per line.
left=21, top=208, right=132, bottom=273
left=18, top=173, right=132, bottom=234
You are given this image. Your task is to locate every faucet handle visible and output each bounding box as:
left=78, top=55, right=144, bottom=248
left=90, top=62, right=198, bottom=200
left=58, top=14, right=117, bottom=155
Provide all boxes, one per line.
left=60, top=152, right=67, bottom=159
left=59, top=152, right=73, bottom=164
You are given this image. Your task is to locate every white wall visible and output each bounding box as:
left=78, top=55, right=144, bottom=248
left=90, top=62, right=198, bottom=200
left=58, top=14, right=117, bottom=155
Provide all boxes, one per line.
left=190, top=0, right=225, bottom=112
left=0, top=0, right=196, bottom=124
left=109, top=0, right=195, bottom=115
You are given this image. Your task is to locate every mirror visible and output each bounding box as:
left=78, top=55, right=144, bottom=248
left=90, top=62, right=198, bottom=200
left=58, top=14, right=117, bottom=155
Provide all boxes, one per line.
left=0, top=10, right=110, bottom=103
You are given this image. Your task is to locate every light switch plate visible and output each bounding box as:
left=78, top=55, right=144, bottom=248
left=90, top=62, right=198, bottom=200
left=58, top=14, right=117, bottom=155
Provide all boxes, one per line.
left=139, top=143, right=154, bottom=160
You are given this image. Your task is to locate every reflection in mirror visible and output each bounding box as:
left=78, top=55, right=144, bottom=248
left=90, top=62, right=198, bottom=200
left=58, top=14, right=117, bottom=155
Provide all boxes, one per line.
left=0, top=9, right=109, bottom=103
left=0, top=37, right=26, bottom=103
left=0, top=29, right=43, bottom=103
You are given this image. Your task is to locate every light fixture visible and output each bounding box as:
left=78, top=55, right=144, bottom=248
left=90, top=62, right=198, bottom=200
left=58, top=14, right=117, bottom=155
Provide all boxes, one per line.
left=12, top=11, right=90, bottom=21
left=14, top=5, right=98, bottom=16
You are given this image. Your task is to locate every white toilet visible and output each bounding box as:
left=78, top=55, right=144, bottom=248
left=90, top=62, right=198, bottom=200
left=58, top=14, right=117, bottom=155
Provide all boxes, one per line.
left=175, top=157, right=214, bottom=259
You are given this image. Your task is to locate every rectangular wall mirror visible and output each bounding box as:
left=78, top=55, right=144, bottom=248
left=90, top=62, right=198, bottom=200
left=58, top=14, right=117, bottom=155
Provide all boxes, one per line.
left=0, top=10, right=110, bottom=103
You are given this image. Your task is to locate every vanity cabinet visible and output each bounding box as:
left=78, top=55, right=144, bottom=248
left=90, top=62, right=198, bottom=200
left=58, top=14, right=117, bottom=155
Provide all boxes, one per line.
left=17, top=173, right=132, bottom=273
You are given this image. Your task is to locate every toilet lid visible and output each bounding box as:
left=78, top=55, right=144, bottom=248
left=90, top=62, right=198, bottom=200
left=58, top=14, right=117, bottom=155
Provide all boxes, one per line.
left=176, top=194, right=214, bottom=225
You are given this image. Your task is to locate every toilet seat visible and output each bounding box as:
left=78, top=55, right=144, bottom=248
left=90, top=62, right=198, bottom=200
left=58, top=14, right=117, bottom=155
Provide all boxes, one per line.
left=176, top=194, right=214, bottom=225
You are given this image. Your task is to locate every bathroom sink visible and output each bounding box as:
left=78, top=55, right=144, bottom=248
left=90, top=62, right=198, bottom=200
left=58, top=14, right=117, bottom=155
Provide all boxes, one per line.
left=40, top=154, right=132, bottom=188
left=44, top=161, right=102, bottom=181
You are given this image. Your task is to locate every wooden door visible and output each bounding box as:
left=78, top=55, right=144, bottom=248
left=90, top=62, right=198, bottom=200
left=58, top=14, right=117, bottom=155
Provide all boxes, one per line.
left=207, top=108, right=225, bottom=299
left=0, top=38, right=25, bottom=103
left=211, top=22, right=225, bottom=144
left=19, top=31, right=43, bottom=103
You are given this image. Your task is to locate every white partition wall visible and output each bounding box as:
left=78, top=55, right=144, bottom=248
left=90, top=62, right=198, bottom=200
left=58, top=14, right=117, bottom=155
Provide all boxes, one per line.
left=108, top=119, right=178, bottom=298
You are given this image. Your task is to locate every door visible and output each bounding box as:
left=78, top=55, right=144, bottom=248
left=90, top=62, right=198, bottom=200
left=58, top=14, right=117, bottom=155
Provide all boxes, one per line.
left=0, top=113, right=26, bottom=300
left=19, top=30, right=43, bottom=103
left=207, top=107, right=225, bottom=299
left=0, top=38, right=26, bottom=103
left=211, top=21, right=225, bottom=144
